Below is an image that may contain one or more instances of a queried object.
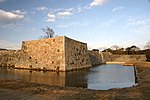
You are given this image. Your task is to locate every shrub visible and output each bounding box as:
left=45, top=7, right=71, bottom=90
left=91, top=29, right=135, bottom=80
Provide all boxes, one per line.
left=146, top=50, right=150, bottom=62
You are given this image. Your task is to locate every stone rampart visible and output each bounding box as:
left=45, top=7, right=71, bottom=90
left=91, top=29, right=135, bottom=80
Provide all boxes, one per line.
left=16, top=36, right=65, bottom=71
left=65, top=37, right=91, bottom=71
left=100, top=52, right=146, bottom=63
left=0, top=37, right=147, bottom=71
left=89, top=49, right=103, bottom=66
left=100, top=52, right=113, bottom=63
left=15, top=36, right=93, bottom=71
left=0, top=36, right=103, bottom=71
left=0, top=50, right=20, bottom=68
left=110, top=55, right=146, bottom=62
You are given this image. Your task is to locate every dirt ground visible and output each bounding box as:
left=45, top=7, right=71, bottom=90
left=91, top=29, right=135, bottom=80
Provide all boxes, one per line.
left=0, top=62, right=150, bottom=100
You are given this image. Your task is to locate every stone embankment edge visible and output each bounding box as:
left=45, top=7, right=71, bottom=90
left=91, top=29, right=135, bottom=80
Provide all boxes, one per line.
left=106, top=62, right=125, bottom=65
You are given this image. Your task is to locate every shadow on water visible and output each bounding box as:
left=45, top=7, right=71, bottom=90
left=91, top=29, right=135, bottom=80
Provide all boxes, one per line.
left=0, top=64, right=135, bottom=90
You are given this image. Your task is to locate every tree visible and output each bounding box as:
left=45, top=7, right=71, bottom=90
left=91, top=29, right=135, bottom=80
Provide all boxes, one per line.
left=144, top=41, right=150, bottom=61
left=111, top=45, right=120, bottom=50
left=126, top=47, right=131, bottom=54
left=102, top=48, right=113, bottom=52
left=126, top=45, right=140, bottom=55
left=130, top=45, right=140, bottom=51
left=145, top=50, right=150, bottom=61
left=144, top=41, right=150, bottom=49
left=118, top=48, right=124, bottom=55
left=41, top=27, right=55, bottom=38
left=111, top=45, right=120, bottom=54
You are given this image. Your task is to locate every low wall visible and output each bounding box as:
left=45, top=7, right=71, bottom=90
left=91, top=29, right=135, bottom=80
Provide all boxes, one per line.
left=100, top=52, right=146, bottom=63
left=110, top=55, right=146, bottom=62
left=0, top=50, right=20, bottom=67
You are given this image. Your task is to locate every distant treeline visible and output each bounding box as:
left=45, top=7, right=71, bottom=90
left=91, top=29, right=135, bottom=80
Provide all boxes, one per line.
left=0, top=48, right=7, bottom=51
left=102, top=49, right=150, bottom=55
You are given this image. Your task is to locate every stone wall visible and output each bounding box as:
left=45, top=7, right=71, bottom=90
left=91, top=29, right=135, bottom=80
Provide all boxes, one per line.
left=16, top=36, right=65, bottom=71
left=0, top=36, right=103, bottom=71
left=65, top=37, right=91, bottom=71
left=100, top=52, right=113, bottom=63
left=0, top=36, right=147, bottom=72
left=0, top=50, right=20, bottom=67
left=89, top=49, right=103, bottom=66
left=15, top=36, right=92, bottom=71
left=100, top=52, right=146, bottom=63
left=110, top=55, right=146, bottom=62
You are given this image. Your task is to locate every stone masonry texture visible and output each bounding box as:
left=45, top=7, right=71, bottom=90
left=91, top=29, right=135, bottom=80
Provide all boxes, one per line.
left=16, top=36, right=65, bottom=71
left=0, top=36, right=146, bottom=71
left=89, top=49, right=102, bottom=66
left=14, top=36, right=94, bottom=71
left=65, top=37, right=91, bottom=71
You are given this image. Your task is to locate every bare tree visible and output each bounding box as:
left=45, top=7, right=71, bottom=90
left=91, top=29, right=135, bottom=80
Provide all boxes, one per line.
left=41, top=27, right=55, bottom=38
left=110, top=45, right=120, bottom=54
left=111, top=45, right=120, bottom=50
left=145, top=41, right=150, bottom=49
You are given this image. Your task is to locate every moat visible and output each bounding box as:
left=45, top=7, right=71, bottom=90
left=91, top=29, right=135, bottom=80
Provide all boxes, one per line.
left=0, top=64, right=135, bottom=90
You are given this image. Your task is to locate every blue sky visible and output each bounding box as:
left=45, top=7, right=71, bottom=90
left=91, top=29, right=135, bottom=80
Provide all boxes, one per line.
left=0, top=0, right=150, bottom=50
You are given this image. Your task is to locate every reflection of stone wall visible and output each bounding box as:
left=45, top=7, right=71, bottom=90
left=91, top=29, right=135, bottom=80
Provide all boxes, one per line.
left=12, top=69, right=66, bottom=86
left=0, top=68, right=87, bottom=88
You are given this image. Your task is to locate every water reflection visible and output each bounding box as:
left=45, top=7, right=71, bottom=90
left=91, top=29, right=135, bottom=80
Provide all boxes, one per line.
left=0, top=64, right=135, bottom=90
left=87, top=64, right=135, bottom=90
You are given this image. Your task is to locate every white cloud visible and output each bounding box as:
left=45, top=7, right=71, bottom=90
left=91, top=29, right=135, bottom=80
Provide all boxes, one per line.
left=45, top=0, right=108, bottom=22
left=65, top=8, right=74, bottom=12
left=77, top=7, right=82, bottom=13
left=46, top=8, right=74, bottom=22
left=0, top=9, right=25, bottom=22
left=36, top=6, right=47, bottom=11
left=0, top=9, right=28, bottom=30
left=45, top=0, right=110, bottom=22
left=57, top=11, right=72, bottom=17
left=112, top=6, right=124, bottom=12
left=12, top=10, right=27, bottom=15
left=47, top=13, right=56, bottom=22
left=0, top=39, right=21, bottom=50
left=90, top=0, right=108, bottom=7
left=58, top=22, right=89, bottom=28
left=127, top=17, right=147, bottom=26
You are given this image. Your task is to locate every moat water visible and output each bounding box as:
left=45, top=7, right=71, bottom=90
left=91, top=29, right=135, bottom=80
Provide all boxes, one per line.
left=0, top=64, right=135, bottom=90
